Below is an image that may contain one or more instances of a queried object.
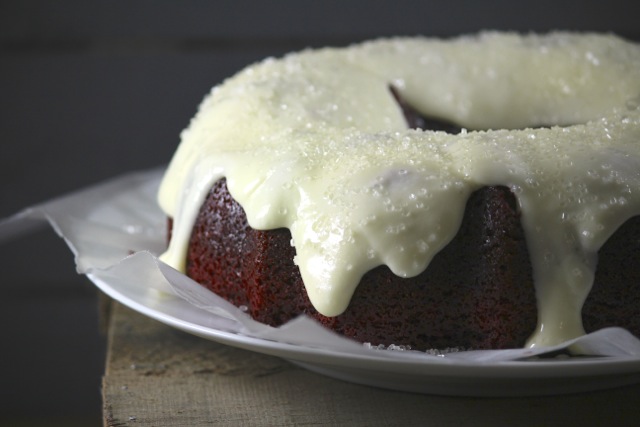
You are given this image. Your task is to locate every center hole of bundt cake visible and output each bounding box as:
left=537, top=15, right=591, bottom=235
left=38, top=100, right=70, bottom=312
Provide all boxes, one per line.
left=388, top=86, right=571, bottom=133
left=389, top=86, right=463, bottom=133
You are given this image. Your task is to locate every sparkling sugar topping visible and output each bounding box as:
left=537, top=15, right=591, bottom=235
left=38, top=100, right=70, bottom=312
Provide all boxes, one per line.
left=158, top=33, right=640, bottom=348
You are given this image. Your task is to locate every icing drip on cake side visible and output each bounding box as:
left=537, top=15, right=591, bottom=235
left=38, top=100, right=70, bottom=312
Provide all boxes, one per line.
left=158, top=32, right=640, bottom=348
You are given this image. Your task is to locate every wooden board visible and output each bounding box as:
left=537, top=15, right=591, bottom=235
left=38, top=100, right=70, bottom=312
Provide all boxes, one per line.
left=103, top=300, right=640, bottom=426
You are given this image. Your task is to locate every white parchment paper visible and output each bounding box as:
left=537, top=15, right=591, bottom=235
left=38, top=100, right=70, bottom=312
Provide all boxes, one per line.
left=2, top=168, right=640, bottom=362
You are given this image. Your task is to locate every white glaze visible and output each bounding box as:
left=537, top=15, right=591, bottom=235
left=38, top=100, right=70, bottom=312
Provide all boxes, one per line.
left=158, top=32, right=640, bottom=348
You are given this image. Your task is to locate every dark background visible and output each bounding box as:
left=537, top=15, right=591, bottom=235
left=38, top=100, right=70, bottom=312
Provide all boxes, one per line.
left=1, top=1, right=638, bottom=425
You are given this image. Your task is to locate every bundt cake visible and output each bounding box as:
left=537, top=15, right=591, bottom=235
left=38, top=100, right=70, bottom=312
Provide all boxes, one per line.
left=158, top=32, right=640, bottom=350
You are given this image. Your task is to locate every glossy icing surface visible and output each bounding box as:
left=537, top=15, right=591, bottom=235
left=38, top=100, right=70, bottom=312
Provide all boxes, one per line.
left=158, top=32, right=640, bottom=347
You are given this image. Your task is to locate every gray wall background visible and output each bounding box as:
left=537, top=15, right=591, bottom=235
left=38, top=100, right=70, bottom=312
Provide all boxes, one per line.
left=1, top=1, right=638, bottom=425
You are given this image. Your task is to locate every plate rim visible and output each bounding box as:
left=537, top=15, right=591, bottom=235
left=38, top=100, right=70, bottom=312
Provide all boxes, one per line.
left=88, top=271, right=640, bottom=383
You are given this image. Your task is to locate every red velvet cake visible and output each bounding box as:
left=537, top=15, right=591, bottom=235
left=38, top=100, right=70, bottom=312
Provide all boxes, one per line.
left=185, top=180, right=540, bottom=350
left=158, top=33, right=640, bottom=350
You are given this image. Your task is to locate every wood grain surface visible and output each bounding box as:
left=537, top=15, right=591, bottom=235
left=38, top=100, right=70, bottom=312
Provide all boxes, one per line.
left=103, top=301, right=639, bottom=427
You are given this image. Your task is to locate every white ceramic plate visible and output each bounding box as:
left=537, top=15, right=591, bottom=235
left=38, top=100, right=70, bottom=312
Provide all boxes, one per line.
left=88, top=270, right=640, bottom=397
left=7, top=169, right=638, bottom=397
